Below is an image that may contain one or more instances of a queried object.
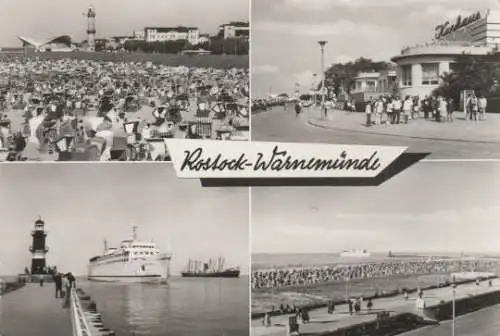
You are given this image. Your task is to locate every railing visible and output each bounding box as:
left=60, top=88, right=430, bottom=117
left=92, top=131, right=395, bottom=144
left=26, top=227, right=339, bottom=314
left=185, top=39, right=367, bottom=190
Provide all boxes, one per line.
left=70, top=288, right=115, bottom=336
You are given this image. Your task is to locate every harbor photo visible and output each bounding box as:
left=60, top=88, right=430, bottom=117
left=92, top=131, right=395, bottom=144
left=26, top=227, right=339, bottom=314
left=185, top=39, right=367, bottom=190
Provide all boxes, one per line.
left=0, top=0, right=249, bottom=162
left=251, top=161, right=500, bottom=336
left=252, top=0, right=500, bottom=159
left=0, top=164, right=249, bottom=336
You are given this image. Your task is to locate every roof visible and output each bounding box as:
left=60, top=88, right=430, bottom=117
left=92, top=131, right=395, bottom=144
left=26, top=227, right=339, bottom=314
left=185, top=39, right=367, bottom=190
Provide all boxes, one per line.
left=18, top=35, right=72, bottom=48
left=220, top=21, right=249, bottom=28
left=145, top=26, right=198, bottom=33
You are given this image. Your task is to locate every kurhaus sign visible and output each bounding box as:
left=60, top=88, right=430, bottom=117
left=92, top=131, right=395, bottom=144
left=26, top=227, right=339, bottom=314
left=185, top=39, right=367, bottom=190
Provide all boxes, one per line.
left=435, top=11, right=482, bottom=39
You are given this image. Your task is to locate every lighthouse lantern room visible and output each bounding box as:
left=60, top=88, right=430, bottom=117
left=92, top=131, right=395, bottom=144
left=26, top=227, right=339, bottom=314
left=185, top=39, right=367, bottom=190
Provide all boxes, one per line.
left=30, top=217, right=48, bottom=275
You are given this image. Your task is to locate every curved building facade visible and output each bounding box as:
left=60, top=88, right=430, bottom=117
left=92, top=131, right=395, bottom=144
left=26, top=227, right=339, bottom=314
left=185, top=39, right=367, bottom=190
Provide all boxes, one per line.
left=391, top=9, right=500, bottom=98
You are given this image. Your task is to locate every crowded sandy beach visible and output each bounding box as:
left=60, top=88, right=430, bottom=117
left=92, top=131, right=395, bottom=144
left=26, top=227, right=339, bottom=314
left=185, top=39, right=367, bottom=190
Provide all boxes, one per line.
left=0, top=55, right=249, bottom=161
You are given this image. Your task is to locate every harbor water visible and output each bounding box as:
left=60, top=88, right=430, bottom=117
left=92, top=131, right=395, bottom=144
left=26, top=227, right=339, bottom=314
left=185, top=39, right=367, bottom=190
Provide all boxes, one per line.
left=79, top=276, right=249, bottom=336
left=1, top=276, right=248, bottom=336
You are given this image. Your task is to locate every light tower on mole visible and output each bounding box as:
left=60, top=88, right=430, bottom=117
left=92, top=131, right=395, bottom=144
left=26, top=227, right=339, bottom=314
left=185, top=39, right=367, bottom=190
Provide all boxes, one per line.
left=86, top=6, right=96, bottom=51
left=29, top=217, right=48, bottom=274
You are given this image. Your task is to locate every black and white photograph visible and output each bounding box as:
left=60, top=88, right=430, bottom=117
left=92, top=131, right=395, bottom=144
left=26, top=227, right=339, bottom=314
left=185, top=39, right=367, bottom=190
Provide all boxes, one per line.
left=251, top=0, right=500, bottom=159
left=251, top=162, right=500, bottom=336
left=0, top=164, right=249, bottom=336
left=0, top=0, right=249, bottom=162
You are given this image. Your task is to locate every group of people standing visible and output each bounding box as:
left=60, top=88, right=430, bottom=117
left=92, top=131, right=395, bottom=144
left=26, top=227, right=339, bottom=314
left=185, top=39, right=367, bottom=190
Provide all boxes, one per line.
left=364, top=93, right=489, bottom=127
left=53, top=272, right=76, bottom=309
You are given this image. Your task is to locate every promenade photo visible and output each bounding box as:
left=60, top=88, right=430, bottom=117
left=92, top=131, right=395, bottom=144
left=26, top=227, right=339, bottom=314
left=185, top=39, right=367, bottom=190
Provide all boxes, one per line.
left=0, top=164, right=249, bottom=336
left=252, top=0, right=500, bottom=159
left=0, top=0, right=249, bottom=162
left=251, top=161, right=500, bottom=336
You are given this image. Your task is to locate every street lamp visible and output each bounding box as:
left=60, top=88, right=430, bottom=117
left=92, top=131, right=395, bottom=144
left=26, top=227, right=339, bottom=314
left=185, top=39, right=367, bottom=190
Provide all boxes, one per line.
left=452, top=284, right=456, bottom=336
left=318, top=41, right=327, bottom=119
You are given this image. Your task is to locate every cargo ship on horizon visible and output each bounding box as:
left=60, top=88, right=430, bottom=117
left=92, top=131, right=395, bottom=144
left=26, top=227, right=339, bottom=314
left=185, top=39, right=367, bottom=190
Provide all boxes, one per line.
left=181, top=257, right=240, bottom=278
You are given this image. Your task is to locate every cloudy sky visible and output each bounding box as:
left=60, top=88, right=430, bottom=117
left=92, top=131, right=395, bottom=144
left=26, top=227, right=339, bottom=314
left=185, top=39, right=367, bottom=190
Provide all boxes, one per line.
left=252, top=162, right=500, bottom=255
left=0, top=0, right=247, bottom=45
left=251, top=0, right=498, bottom=97
left=0, top=164, right=249, bottom=276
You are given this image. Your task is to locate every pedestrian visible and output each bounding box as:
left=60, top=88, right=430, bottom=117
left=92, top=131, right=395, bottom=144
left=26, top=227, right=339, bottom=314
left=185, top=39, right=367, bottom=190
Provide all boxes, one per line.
left=62, top=274, right=71, bottom=309
left=367, top=298, right=373, bottom=311
left=348, top=299, right=353, bottom=315
left=365, top=100, right=372, bottom=127
left=54, top=272, right=63, bottom=298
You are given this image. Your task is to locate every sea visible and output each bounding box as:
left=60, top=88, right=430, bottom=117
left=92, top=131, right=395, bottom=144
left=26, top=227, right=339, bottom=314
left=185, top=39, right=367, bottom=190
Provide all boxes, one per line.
left=2, top=275, right=249, bottom=336
left=252, top=252, right=500, bottom=271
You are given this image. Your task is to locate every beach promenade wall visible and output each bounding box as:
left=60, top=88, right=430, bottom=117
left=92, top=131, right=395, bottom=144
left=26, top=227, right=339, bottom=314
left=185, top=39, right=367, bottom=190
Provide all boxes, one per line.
left=251, top=276, right=497, bottom=319
left=426, top=287, right=500, bottom=320
left=27, top=52, right=249, bottom=69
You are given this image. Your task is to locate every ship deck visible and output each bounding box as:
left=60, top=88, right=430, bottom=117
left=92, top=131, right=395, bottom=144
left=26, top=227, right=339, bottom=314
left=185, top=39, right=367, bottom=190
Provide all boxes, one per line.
left=1, top=283, right=73, bottom=335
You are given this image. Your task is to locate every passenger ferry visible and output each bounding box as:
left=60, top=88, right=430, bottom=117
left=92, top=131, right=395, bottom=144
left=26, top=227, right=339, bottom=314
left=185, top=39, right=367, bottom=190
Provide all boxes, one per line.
left=87, top=226, right=172, bottom=283
left=340, top=249, right=371, bottom=258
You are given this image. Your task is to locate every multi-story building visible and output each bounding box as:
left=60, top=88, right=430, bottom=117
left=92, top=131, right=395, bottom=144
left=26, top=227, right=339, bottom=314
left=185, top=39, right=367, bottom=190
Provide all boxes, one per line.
left=144, top=27, right=200, bottom=45
left=218, top=22, right=249, bottom=39
left=350, top=68, right=398, bottom=102
left=391, top=9, right=499, bottom=98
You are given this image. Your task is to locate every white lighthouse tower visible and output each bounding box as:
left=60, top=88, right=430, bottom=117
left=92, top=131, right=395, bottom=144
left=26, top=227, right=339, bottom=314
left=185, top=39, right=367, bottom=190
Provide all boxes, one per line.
left=86, top=6, right=96, bottom=51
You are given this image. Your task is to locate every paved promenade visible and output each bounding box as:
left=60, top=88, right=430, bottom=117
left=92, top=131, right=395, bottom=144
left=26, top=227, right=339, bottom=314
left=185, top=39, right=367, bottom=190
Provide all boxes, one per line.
left=252, top=107, right=500, bottom=159
left=307, top=108, right=500, bottom=143
left=0, top=283, right=72, bottom=335
left=251, top=279, right=500, bottom=336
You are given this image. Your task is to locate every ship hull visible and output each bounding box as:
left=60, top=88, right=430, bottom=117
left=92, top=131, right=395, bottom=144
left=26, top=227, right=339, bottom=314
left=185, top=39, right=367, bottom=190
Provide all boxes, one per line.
left=181, top=270, right=240, bottom=278
left=88, top=255, right=170, bottom=283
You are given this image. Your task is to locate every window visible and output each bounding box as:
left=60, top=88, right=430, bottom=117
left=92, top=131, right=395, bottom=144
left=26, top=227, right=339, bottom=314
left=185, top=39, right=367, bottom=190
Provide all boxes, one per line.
left=401, top=65, right=412, bottom=86
left=421, top=63, right=439, bottom=85
left=366, top=81, right=376, bottom=92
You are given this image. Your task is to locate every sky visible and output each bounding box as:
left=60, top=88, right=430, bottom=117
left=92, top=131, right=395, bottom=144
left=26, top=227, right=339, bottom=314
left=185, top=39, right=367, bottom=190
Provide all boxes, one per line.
left=0, top=0, right=248, bottom=45
left=0, top=164, right=249, bottom=276
left=251, top=0, right=499, bottom=97
left=252, top=161, right=500, bottom=255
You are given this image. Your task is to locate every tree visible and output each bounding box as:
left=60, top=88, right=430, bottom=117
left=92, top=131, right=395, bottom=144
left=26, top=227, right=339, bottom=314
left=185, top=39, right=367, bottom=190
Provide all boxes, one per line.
left=324, top=57, right=391, bottom=97
left=434, top=52, right=500, bottom=101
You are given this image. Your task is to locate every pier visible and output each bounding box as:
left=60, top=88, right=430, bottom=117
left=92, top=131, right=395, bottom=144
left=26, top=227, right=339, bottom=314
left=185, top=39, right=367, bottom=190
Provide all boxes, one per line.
left=252, top=279, right=500, bottom=336
left=0, top=283, right=114, bottom=336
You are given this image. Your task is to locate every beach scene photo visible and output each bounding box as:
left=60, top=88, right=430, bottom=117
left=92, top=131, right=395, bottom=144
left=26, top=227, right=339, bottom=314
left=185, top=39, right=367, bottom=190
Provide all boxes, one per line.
left=251, top=161, right=500, bottom=335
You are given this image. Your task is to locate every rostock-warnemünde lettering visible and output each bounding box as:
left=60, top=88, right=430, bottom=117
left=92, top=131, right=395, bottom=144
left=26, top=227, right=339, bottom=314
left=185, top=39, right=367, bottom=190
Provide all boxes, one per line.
left=179, top=146, right=382, bottom=172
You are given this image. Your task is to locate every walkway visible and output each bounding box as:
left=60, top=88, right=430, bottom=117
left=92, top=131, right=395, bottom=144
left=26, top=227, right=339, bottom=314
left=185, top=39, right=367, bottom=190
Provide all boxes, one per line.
left=307, top=108, right=500, bottom=143
left=0, top=283, right=72, bottom=336
left=251, top=279, right=500, bottom=336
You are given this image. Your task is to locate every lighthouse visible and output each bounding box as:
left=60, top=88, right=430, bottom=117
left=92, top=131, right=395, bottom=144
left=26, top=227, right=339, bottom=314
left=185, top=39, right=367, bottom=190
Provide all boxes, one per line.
left=86, top=6, right=96, bottom=51
left=29, top=217, right=48, bottom=275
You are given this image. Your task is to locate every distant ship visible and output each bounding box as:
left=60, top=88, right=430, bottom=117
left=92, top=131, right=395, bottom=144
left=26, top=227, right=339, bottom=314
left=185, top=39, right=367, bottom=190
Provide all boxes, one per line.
left=340, top=249, right=371, bottom=258
left=87, top=226, right=172, bottom=283
left=181, top=257, right=240, bottom=278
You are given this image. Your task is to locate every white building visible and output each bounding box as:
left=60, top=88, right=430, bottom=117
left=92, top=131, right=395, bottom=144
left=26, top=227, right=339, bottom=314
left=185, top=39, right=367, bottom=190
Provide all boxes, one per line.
left=391, top=9, right=499, bottom=98
left=218, top=22, right=249, bottom=39
left=144, top=27, right=200, bottom=45
left=133, top=30, right=145, bottom=40
left=350, top=69, right=398, bottom=102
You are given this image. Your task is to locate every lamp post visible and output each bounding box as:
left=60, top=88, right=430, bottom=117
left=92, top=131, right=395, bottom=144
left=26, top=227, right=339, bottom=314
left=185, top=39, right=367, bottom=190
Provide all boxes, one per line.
left=452, top=284, right=456, bottom=336
left=318, top=41, right=327, bottom=119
